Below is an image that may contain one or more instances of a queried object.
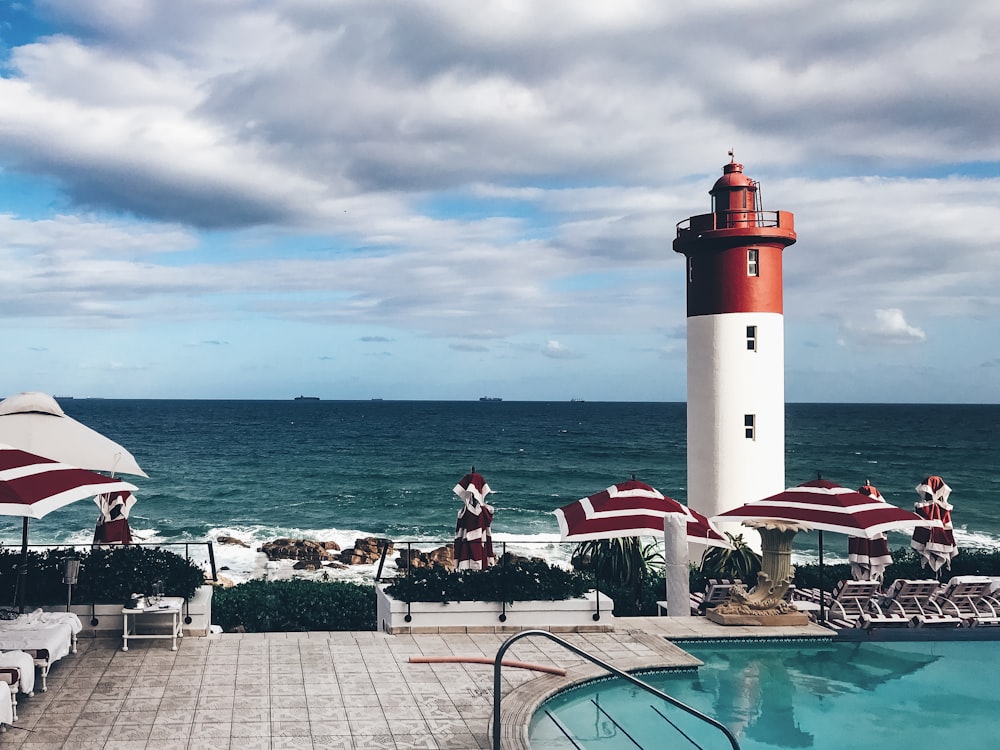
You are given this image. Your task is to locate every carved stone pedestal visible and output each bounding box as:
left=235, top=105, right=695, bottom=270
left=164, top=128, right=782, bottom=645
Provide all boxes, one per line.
left=706, top=609, right=809, bottom=626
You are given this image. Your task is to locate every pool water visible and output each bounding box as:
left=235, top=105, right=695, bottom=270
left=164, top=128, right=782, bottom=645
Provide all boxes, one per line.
left=529, top=640, right=1000, bottom=749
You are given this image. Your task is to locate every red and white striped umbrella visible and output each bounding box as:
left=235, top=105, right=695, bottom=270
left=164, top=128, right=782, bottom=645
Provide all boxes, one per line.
left=452, top=468, right=496, bottom=571
left=714, top=476, right=938, bottom=620
left=713, top=477, right=936, bottom=538
left=0, top=444, right=137, bottom=611
left=554, top=477, right=730, bottom=547
left=0, top=445, right=137, bottom=520
left=910, top=475, right=958, bottom=573
left=847, top=482, right=894, bottom=581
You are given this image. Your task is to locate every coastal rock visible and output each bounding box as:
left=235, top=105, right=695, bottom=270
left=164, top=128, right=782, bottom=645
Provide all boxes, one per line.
left=217, top=535, right=250, bottom=548
left=339, top=536, right=394, bottom=565
left=396, top=545, right=455, bottom=571
left=260, top=538, right=341, bottom=563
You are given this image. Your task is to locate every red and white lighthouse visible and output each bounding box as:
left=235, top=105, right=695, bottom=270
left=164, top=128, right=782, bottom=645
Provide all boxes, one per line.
left=673, top=158, right=796, bottom=536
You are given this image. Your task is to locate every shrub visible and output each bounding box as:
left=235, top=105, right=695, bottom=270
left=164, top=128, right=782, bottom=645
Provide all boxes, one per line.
left=699, top=532, right=762, bottom=582
left=212, top=579, right=375, bottom=632
left=385, top=555, right=591, bottom=604
left=0, top=546, right=205, bottom=606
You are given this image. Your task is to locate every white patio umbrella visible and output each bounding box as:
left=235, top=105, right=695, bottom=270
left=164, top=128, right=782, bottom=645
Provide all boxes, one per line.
left=0, top=392, right=147, bottom=477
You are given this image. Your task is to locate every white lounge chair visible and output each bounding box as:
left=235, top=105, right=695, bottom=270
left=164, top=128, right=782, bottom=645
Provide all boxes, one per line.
left=0, top=650, right=34, bottom=723
left=0, top=610, right=82, bottom=692
left=863, top=579, right=961, bottom=628
left=690, top=579, right=741, bottom=614
left=794, top=580, right=881, bottom=627
left=934, top=576, right=1000, bottom=627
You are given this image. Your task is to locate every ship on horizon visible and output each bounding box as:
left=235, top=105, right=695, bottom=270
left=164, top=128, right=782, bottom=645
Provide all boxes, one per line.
left=479, top=396, right=502, bottom=402
left=294, top=395, right=320, bottom=401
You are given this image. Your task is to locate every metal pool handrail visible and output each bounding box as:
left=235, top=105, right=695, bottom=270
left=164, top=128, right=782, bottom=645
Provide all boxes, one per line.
left=492, top=629, right=740, bottom=750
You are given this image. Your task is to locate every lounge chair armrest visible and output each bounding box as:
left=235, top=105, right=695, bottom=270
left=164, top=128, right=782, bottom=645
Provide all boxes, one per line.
left=978, top=595, right=1000, bottom=617
left=0, top=668, right=17, bottom=687
left=829, top=601, right=850, bottom=619
left=937, top=599, right=962, bottom=617
left=885, top=599, right=907, bottom=616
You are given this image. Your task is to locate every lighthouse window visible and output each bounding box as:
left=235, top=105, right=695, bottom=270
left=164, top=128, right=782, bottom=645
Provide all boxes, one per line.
left=744, top=414, right=756, bottom=440
left=747, top=249, right=759, bottom=276
left=746, top=325, right=757, bottom=351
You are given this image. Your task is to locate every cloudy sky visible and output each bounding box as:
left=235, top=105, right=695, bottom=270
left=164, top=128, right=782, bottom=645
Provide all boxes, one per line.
left=0, top=1, right=997, bottom=403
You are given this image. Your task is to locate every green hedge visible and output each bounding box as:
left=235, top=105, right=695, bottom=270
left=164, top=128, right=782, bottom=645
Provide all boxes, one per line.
left=212, top=579, right=375, bottom=632
left=385, top=556, right=591, bottom=604
left=0, top=547, right=205, bottom=606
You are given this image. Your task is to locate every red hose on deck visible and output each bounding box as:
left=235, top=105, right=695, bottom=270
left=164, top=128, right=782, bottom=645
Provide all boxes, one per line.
left=408, top=655, right=566, bottom=676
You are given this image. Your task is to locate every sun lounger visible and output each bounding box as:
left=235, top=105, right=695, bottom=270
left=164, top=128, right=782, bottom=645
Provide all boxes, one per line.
left=690, top=579, right=741, bottom=614
left=863, top=579, right=961, bottom=628
left=794, top=580, right=881, bottom=627
left=0, top=651, right=34, bottom=722
left=934, top=576, right=1000, bottom=627
left=0, top=610, right=81, bottom=692
left=0, top=667, right=12, bottom=729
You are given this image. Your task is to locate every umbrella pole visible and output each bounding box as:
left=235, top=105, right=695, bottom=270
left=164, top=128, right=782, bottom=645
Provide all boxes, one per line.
left=593, top=545, right=601, bottom=621
left=17, top=518, right=29, bottom=614
left=818, top=530, right=825, bottom=623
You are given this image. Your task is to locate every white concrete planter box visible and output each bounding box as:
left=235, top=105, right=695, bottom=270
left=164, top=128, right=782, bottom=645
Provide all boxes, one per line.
left=45, top=585, right=214, bottom=638
left=376, top=585, right=614, bottom=634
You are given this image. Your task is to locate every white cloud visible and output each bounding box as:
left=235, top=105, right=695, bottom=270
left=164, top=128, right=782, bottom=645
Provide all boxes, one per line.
left=843, top=308, right=927, bottom=346
left=542, top=340, right=580, bottom=359
left=0, top=1, right=998, bottom=400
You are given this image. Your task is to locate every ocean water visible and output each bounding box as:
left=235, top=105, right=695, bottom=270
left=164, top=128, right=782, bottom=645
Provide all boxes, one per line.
left=3, top=400, right=997, bottom=583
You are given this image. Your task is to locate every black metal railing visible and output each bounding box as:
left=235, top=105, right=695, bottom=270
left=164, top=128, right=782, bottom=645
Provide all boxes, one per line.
left=491, top=630, right=740, bottom=750
left=375, top=538, right=607, bottom=623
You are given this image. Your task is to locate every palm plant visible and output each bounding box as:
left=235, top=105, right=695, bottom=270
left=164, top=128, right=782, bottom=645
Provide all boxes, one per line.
left=699, top=532, right=762, bottom=582
left=571, top=537, right=663, bottom=614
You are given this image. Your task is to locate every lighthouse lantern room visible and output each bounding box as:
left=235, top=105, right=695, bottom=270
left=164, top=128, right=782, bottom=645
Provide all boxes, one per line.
left=673, top=157, right=796, bottom=537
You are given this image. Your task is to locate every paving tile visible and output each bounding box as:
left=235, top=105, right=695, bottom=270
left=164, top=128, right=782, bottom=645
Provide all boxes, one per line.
left=271, top=738, right=314, bottom=750
left=309, top=718, right=351, bottom=737
left=147, top=722, right=192, bottom=741
left=189, top=720, right=233, bottom=739
left=270, top=720, right=312, bottom=737
left=392, top=735, right=439, bottom=750
left=231, top=720, right=270, bottom=737
left=348, top=714, right=392, bottom=735
left=310, top=736, right=357, bottom=750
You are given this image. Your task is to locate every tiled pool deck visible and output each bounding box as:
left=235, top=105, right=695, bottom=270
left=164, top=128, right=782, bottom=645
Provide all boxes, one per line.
left=2, top=618, right=834, bottom=749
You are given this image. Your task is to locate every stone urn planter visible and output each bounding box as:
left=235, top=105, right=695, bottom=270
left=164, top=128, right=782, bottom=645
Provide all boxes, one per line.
left=375, top=584, right=613, bottom=634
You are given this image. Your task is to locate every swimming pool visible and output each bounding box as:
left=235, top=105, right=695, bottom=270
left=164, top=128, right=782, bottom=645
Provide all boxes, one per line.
left=529, top=640, right=1000, bottom=749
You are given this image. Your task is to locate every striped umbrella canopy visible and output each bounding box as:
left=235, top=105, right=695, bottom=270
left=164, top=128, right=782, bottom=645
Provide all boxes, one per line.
left=847, top=482, right=894, bottom=582
left=714, top=477, right=937, bottom=538
left=714, top=476, right=939, bottom=621
left=910, top=475, right=957, bottom=574
left=554, top=477, right=730, bottom=547
left=452, top=467, right=496, bottom=571
left=0, top=444, right=137, bottom=611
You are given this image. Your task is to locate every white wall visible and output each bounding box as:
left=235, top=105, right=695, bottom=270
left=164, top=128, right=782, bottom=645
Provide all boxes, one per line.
left=687, top=312, right=785, bottom=536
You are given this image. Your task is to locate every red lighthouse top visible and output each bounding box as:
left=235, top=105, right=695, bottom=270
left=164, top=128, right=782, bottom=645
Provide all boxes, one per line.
left=673, top=159, right=795, bottom=255
left=673, top=158, right=797, bottom=317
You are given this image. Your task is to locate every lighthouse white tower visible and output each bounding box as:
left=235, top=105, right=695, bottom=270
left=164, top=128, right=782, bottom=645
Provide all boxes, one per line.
left=673, top=158, right=796, bottom=537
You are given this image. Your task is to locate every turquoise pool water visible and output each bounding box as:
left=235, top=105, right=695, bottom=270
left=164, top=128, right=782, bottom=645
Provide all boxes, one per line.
left=529, top=640, right=1000, bottom=749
